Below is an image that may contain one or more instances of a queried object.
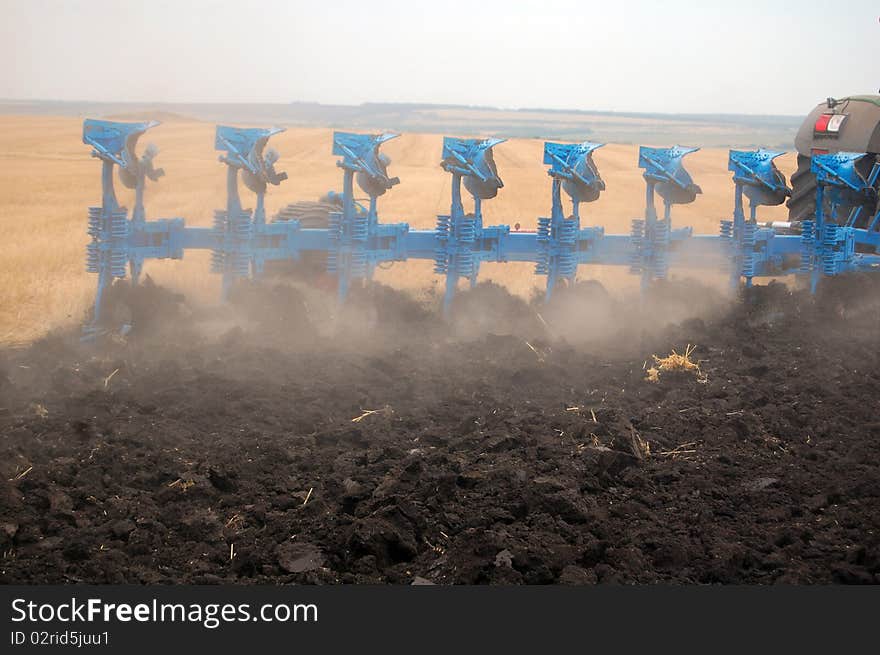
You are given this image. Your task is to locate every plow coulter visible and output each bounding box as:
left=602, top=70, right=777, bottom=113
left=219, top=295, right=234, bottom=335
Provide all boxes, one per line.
left=81, top=118, right=880, bottom=336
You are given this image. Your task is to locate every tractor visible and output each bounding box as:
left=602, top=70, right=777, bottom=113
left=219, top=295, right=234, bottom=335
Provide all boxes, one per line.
left=788, top=95, right=880, bottom=229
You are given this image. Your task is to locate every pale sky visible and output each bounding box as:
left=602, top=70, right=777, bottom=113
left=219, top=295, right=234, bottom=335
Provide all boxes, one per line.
left=2, top=0, right=877, bottom=115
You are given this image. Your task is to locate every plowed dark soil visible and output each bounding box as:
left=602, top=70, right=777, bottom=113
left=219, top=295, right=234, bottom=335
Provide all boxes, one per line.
left=1, top=276, right=879, bottom=584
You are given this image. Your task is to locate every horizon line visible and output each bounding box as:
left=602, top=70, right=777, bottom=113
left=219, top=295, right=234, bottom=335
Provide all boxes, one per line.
left=0, top=97, right=808, bottom=121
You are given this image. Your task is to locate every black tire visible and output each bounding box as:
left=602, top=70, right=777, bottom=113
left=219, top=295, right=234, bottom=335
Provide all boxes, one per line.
left=788, top=153, right=878, bottom=228
left=274, top=200, right=336, bottom=228
left=787, top=154, right=818, bottom=223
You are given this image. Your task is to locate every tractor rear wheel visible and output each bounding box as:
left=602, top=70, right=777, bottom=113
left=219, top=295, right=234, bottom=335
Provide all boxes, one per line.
left=274, top=199, right=336, bottom=228
left=787, top=153, right=878, bottom=228
left=786, top=154, right=818, bottom=223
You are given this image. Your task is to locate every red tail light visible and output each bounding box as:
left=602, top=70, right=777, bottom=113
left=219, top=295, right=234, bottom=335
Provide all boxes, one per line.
left=814, top=113, right=846, bottom=136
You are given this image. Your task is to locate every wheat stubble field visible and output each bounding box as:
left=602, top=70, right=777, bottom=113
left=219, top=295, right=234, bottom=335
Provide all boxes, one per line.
left=0, top=114, right=796, bottom=345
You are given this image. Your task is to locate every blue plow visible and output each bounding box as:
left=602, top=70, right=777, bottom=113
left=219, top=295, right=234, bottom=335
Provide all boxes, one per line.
left=81, top=119, right=880, bottom=336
